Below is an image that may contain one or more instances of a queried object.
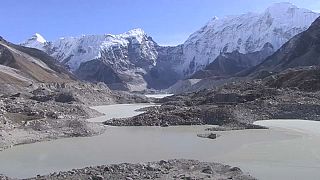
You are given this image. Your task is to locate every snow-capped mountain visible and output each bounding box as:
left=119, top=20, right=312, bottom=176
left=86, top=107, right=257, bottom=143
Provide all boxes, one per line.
left=21, top=33, right=48, bottom=51
left=22, top=2, right=320, bottom=91
left=23, top=29, right=157, bottom=72
left=22, top=29, right=176, bottom=91
left=246, top=16, right=320, bottom=76
left=181, top=2, right=319, bottom=75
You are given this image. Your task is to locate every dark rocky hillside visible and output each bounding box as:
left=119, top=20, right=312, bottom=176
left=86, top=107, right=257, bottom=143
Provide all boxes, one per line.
left=192, top=43, right=274, bottom=79
left=264, top=66, right=320, bottom=92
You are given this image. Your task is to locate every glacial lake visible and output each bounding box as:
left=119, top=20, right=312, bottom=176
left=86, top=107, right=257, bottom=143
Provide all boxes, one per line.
left=0, top=103, right=320, bottom=180
left=144, top=94, right=174, bottom=99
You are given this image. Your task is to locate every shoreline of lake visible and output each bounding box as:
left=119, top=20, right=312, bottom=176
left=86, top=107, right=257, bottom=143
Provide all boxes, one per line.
left=1, top=102, right=320, bottom=179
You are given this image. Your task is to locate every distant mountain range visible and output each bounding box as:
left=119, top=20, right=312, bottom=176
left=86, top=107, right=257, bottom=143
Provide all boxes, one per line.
left=21, top=2, right=320, bottom=91
left=22, top=29, right=184, bottom=91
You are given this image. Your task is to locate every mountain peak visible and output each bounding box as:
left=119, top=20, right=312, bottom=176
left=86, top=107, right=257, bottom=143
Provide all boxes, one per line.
left=31, top=33, right=47, bottom=43
left=121, top=28, right=148, bottom=42
left=126, top=28, right=145, bottom=36
left=21, top=33, right=47, bottom=51
left=104, top=28, right=147, bottom=42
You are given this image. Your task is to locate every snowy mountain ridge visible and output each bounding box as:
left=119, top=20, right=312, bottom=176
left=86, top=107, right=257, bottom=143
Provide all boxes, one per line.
left=22, top=28, right=155, bottom=71
left=21, top=33, right=48, bottom=51
left=21, top=2, right=320, bottom=91
left=181, top=2, right=319, bottom=75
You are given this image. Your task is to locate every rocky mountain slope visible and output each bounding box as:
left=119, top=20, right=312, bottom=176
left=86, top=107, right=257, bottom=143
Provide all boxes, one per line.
left=264, top=66, right=320, bottom=92
left=191, top=43, right=274, bottom=79
left=0, top=37, right=74, bottom=85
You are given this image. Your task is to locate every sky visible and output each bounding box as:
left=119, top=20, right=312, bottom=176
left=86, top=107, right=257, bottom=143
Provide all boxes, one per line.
left=1, top=0, right=320, bottom=46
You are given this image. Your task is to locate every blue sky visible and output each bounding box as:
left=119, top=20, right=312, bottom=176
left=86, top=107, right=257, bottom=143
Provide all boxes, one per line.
left=1, top=0, right=320, bottom=45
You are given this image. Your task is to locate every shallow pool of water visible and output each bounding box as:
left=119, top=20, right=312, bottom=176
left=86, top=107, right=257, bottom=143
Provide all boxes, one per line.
left=145, top=94, right=174, bottom=99
left=88, top=103, right=157, bottom=122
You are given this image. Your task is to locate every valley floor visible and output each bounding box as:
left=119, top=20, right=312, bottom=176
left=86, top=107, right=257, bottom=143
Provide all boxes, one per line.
left=0, top=82, right=149, bottom=151
left=1, top=80, right=320, bottom=179
left=2, top=103, right=320, bottom=179
left=0, top=101, right=257, bottom=180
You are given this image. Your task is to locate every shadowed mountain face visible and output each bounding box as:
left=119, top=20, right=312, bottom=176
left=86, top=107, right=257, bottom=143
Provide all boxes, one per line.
left=191, top=43, right=274, bottom=79
left=0, top=38, right=74, bottom=85
left=75, top=59, right=137, bottom=91
left=245, top=17, right=320, bottom=76
left=74, top=38, right=183, bottom=91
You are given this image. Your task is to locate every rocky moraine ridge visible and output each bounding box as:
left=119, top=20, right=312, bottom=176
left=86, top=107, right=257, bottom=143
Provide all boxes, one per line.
left=0, top=82, right=149, bottom=151
left=0, top=160, right=255, bottom=180
left=106, top=66, right=320, bottom=130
